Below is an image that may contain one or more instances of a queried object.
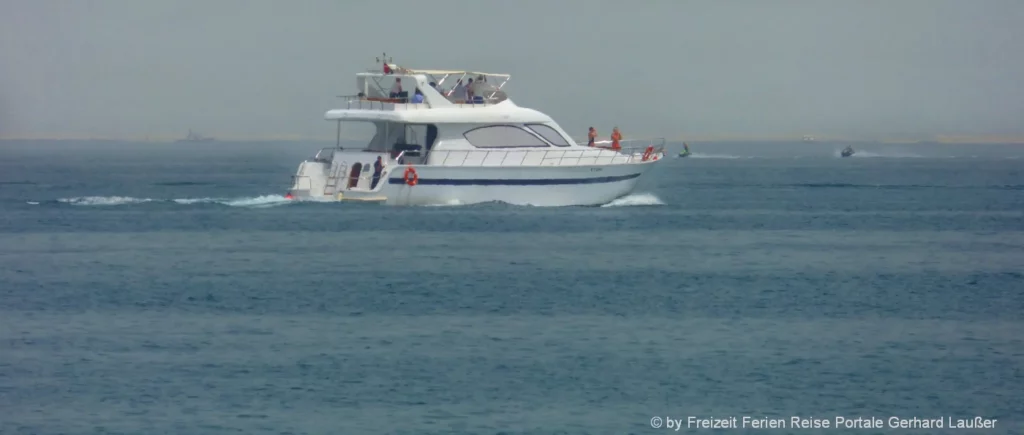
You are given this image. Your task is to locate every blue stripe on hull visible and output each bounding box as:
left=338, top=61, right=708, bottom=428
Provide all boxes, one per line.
left=387, top=173, right=641, bottom=186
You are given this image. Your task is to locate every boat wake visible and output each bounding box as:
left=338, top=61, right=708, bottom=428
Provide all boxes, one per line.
left=44, top=193, right=666, bottom=209
left=49, top=195, right=293, bottom=208
left=838, top=150, right=926, bottom=158
left=601, top=193, right=665, bottom=207
left=423, top=199, right=465, bottom=207
left=688, top=153, right=749, bottom=159
left=57, top=196, right=154, bottom=206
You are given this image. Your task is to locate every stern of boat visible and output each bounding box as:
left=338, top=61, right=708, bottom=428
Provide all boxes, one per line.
left=287, top=147, right=396, bottom=202
left=288, top=160, right=329, bottom=199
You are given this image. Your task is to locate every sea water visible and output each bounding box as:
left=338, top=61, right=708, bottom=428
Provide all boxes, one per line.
left=1, top=140, right=1022, bottom=434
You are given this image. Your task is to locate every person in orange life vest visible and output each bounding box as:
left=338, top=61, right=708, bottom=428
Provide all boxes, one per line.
left=611, top=127, right=622, bottom=150
left=587, top=127, right=597, bottom=147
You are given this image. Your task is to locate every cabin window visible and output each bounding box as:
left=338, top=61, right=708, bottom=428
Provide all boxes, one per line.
left=525, top=124, right=570, bottom=147
left=463, top=125, right=549, bottom=148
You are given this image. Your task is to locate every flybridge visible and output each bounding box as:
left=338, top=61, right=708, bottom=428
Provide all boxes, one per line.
left=346, top=53, right=511, bottom=108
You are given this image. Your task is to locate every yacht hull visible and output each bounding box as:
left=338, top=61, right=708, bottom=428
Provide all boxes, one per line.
left=384, top=164, right=648, bottom=206
left=290, top=162, right=656, bottom=206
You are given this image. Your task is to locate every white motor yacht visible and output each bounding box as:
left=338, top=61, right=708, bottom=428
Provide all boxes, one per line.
left=287, top=56, right=666, bottom=206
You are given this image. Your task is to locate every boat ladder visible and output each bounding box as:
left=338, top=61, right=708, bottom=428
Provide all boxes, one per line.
left=323, top=162, right=347, bottom=196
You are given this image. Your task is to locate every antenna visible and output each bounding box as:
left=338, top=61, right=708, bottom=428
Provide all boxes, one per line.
left=375, top=52, right=393, bottom=64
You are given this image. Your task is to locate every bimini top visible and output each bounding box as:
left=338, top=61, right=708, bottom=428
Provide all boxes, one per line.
left=325, top=99, right=555, bottom=124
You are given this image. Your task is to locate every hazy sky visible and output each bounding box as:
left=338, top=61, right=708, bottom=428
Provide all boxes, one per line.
left=1, top=0, right=1022, bottom=141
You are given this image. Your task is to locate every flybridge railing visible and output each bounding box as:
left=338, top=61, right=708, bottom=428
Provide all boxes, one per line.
left=336, top=95, right=505, bottom=110
left=339, top=95, right=431, bottom=110
left=429, top=139, right=666, bottom=167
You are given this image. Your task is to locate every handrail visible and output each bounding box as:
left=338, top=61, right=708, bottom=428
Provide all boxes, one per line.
left=422, top=140, right=666, bottom=167
left=573, top=138, right=664, bottom=148
left=336, top=94, right=504, bottom=111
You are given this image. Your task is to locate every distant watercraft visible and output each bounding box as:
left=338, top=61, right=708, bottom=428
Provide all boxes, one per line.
left=678, top=143, right=691, bottom=158
left=841, top=146, right=855, bottom=157
left=176, top=129, right=215, bottom=143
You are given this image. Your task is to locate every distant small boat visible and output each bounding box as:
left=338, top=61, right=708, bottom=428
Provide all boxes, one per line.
left=841, top=146, right=855, bottom=157
left=678, top=143, right=691, bottom=158
left=176, top=129, right=215, bottom=143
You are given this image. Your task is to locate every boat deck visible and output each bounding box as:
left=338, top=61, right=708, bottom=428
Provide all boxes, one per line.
left=309, top=140, right=666, bottom=168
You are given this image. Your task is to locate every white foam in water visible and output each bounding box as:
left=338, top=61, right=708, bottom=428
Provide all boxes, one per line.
left=58, top=196, right=154, bottom=206
left=424, top=198, right=464, bottom=207
left=839, top=150, right=924, bottom=158
left=220, top=195, right=292, bottom=208
left=688, top=153, right=748, bottom=159
left=56, top=195, right=293, bottom=208
left=601, top=193, right=665, bottom=207
left=171, top=198, right=215, bottom=205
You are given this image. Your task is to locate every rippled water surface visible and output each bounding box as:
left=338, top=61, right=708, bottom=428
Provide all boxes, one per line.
left=1, top=140, right=1022, bottom=434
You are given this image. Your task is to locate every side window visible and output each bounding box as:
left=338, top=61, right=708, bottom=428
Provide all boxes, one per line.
left=526, top=124, right=570, bottom=147
left=463, top=125, right=549, bottom=148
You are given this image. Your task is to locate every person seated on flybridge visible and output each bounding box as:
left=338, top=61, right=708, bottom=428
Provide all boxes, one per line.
left=389, top=78, right=408, bottom=101
left=411, top=88, right=424, bottom=104
left=389, top=79, right=401, bottom=97
left=471, top=75, right=488, bottom=102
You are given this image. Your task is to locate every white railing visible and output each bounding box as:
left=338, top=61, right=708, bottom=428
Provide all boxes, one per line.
left=429, top=139, right=666, bottom=167
left=339, top=95, right=504, bottom=111
left=309, top=140, right=664, bottom=167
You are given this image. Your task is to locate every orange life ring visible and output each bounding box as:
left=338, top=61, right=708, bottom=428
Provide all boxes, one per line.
left=642, top=146, right=655, bottom=161
left=403, top=166, right=419, bottom=186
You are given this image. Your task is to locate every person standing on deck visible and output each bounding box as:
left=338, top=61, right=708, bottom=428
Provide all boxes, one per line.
left=611, top=127, right=622, bottom=150
left=449, top=79, right=466, bottom=102
left=371, top=156, right=385, bottom=189
left=587, top=127, right=597, bottom=147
